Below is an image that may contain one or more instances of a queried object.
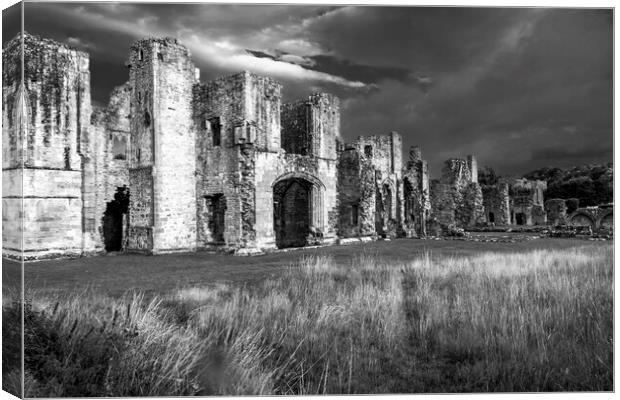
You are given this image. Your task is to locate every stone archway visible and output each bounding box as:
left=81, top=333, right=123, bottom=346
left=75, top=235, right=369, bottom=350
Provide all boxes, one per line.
left=599, top=211, right=613, bottom=230
left=570, top=212, right=595, bottom=229
left=272, top=173, right=324, bottom=249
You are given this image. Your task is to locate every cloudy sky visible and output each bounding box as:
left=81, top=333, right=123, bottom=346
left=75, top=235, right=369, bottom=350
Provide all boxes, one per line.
left=3, top=3, right=613, bottom=177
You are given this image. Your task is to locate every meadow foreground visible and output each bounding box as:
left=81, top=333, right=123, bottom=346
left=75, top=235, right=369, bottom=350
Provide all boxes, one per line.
left=3, top=244, right=613, bottom=396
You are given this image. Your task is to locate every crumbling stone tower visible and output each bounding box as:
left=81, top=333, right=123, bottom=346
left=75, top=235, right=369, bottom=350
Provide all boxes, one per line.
left=125, top=38, right=198, bottom=253
left=337, top=132, right=408, bottom=239
left=194, top=71, right=284, bottom=252
left=402, top=146, right=431, bottom=237
left=510, top=178, right=547, bottom=225
left=430, top=155, right=484, bottom=231
left=2, top=33, right=99, bottom=259
left=481, top=181, right=511, bottom=225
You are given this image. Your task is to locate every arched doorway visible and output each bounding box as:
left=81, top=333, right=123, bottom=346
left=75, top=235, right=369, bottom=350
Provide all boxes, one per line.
left=102, top=186, right=129, bottom=252
left=273, top=178, right=312, bottom=248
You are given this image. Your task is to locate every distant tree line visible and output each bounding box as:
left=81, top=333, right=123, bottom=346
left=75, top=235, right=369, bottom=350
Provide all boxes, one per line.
left=524, top=163, right=613, bottom=207
left=477, top=163, right=613, bottom=208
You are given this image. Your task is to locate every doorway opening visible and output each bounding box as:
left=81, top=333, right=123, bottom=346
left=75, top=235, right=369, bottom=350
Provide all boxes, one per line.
left=102, top=186, right=129, bottom=252
left=273, top=178, right=312, bottom=248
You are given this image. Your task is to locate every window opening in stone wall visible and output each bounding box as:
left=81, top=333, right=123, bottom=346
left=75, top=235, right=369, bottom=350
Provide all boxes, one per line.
left=246, top=123, right=254, bottom=143
left=157, top=52, right=164, bottom=61
left=138, top=49, right=144, bottom=61
left=206, top=194, right=226, bottom=243
left=138, top=91, right=141, bottom=104
left=488, top=211, right=495, bottom=223
left=209, top=117, right=221, bottom=146
left=112, top=136, right=127, bottom=160
left=144, top=110, right=151, bottom=127
left=364, top=145, right=373, bottom=157
left=383, top=184, right=393, bottom=220
left=136, top=148, right=141, bottom=163
left=64, top=146, right=71, bottom=170
left=351, top=204, right=359, bottom=226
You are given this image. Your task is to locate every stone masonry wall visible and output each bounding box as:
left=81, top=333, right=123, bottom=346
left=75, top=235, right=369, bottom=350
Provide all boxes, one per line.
left=6, top=32, right=513, bottom=260
left=91, top=83, right=131, bottom=248
left=545, top=198, right=568, bottom=225
left=127, top=38, right=198, bottom=253
left=282, top=93, right=341, bottom=159
left=2, top=33, right=24, bottom=258
left=402, top=146, right=431, bottom=237
left=194, top=72, right=279, bottom=250
left=431, top=156, right=482, bottom=230
left=3, top=33, right=93, bottom=259
left=336, top=148, right=361, bottom=237
left=510, top=178, right=547, bottom=225
left=337, top=132, right=404, bottom=238
left=481, top=182, right=510, bottom=225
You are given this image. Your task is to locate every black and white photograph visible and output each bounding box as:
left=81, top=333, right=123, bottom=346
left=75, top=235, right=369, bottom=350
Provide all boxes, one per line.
left=1, top=1, right=615, bottom=397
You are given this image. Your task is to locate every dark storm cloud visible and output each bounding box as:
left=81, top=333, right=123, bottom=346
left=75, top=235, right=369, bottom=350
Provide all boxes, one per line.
left=531, top=143, right=613, bottom=163
left=2, top=2, right=20, bottom=44
left=18, top=4, right=613, bottom=176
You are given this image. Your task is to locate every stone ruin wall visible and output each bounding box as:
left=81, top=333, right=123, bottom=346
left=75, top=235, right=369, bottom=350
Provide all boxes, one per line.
left=545, top=198, right=568, bottom=226
left=2, top=33, right=97, bottom=259
left=91, top=83, right=131, bottom=251
left=337, top=132, right=404, bottom=239
left=10, top=32, right=607, bottom=260
left=402, top=146, right=431, bottom=237
left=2, top=35, right=23, bottom=257
left=430, top=156, right=483, bottom=231
left=269, top=92, right=340, bottom=245
left=194, top=72, right=284, bottom=251
left=429, top=181, right=455, bottom=233
left=336, top=148, right=362, bottom=237
left=510, top=178, right=547, bottom=225
left=126, top=38, right=198, bottom=253
left=481, top=182, right=510, bottom=225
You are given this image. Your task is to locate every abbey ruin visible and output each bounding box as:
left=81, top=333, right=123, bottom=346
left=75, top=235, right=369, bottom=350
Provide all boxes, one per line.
left=2, top=33, right=613, bottom=260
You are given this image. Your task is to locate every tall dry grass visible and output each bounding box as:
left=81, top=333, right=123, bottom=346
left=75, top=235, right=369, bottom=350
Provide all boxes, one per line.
left=4, top=245, right=612, bottom=396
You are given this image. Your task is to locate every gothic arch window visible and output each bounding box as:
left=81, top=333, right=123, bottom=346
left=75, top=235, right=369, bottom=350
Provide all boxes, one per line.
left=13, top=83, right=29, bottom=133
left=10, top=83, right=29, bottom=167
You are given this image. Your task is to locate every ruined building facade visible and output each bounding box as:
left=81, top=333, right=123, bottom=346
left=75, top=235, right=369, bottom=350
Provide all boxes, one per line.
left=3, top=34, right=433, bottom=259
left=7, top=34, right=607, bottom=260
left=429, top=156, right=484, bottom=232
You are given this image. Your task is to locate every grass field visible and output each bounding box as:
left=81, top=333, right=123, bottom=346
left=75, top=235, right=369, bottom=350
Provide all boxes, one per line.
left=3, top=236, right=610, bottom=297
left=2, top=240, right=613, bottom=396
